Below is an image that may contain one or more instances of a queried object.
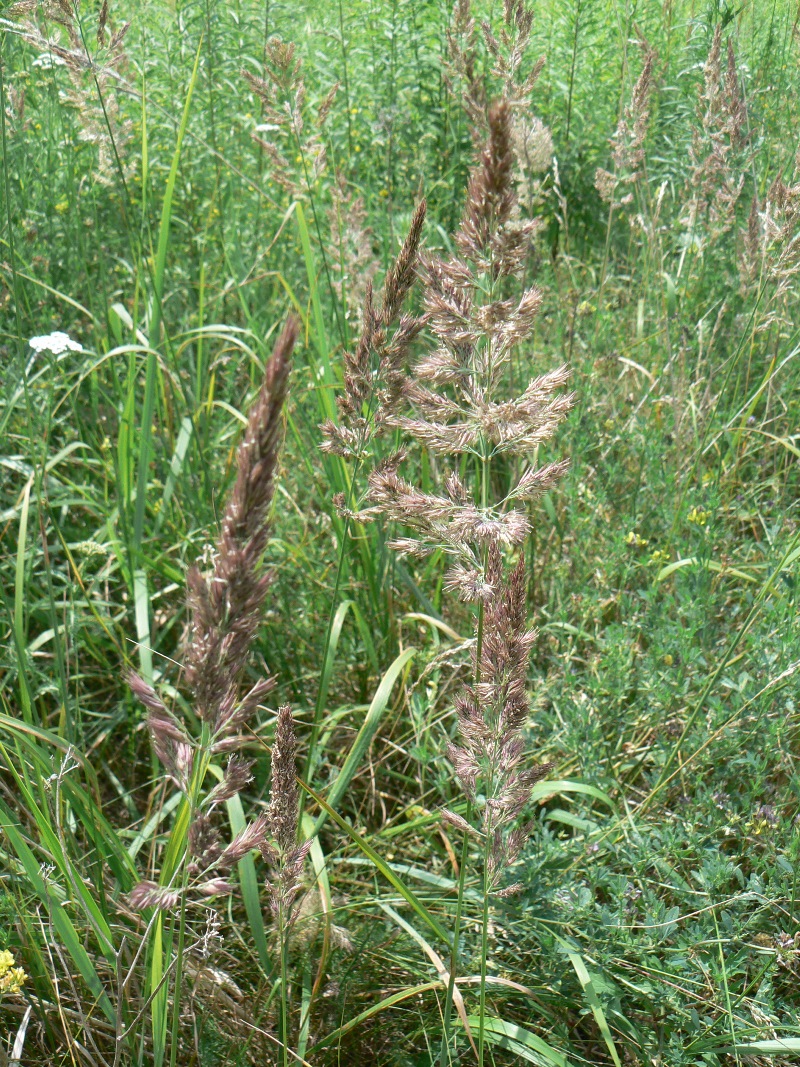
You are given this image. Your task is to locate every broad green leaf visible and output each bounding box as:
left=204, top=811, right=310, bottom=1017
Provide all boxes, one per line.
left=722, top=1039, right=800, bottom=1054
left=227, top=789, right=269, bottom=974
left=306, top=599, right=354, bottom=780
left=657, top=556, right=757, bottom=584
left=529, top=779, right=615, bottom=807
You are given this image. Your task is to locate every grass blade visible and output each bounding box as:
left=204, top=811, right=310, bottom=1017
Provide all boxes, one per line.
left=300, top=777, right=451, bottom=948
left=0, top=802, right=117, bottom=1026
left=133, top=38, right=203, bottom=551
left=13, top=478, right=32, bottom=723
left=458, top=1016, right=571, bottom=1067
left=227, top=790, right=270, bottom=974
left=555, top=936, right=622, bottom=1067
left=717, top=1039, right=800, bottom=1054
left=311, top=647, right=415, bottom=834
left=308, top=981, right=442, bottom=1052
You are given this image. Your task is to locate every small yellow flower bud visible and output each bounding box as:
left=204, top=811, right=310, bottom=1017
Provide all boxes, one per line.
left=687, top=506, right=709, bottom=526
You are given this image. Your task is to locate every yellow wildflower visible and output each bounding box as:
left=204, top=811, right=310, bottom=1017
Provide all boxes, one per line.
left=687, top=506, right=709, bottom=526
left=625, top=531, right=648, bottom=547
left=0, top=949, right=26, bottom=996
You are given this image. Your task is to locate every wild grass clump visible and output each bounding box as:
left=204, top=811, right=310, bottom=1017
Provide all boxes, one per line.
left=2, top=0, right=800, bottom=1064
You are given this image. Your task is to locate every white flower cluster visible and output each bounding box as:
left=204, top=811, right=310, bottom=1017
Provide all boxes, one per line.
left=31, top=53, right=67, bottom=70
left=28, top=331, right=83, bottom=355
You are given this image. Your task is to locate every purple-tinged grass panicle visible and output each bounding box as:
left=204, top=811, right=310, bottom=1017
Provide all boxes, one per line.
left=320, top=199, right=427, bottom=462
left=446, top=545, right=551, bottom=893
left=368, top=101, right=573, bottom=601
left=127, top=317, right=298, bottom=914
left=595, top=39, right=656, bottom=209
left=739, top=159, right=800, bottom=316
left=204, top=754, right=256, bottom=808
left=183, top=316, right=298, bottom=744
left=242, top=39, right=336, bottom=198
left=684, top=26, right=750, bottom=245
left=354, top=92, right=572, bottom=1066
left=7, top=0, right=134, bottom=185
left=445, top=0, right=555, bottom=231
left=445, top=0, right=544, bottom=141
left=328, top=174, right=378, bottom=321
left=348, top=96, right=573, bottom=1067
left=263, top=706, right=313, bottom=1057
left=264, top=705, right=311, bottom=926
left=267, top=704, right=300, bottom=852
left=217, top=813, right=272, bottom=871
left=128, top=882, right=182, bottom=912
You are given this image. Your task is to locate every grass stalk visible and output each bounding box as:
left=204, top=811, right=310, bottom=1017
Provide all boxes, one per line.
left=0, top=51, right=26, bottom=369
left=279, top=898, right=290, bottom=1067
left=133, top=38, right=202, bottom=553
left=437, top=814, right=472, bottom=1067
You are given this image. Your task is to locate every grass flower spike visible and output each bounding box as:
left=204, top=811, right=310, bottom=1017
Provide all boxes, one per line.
left=365, top=96, right=573, bottom=1065
left=128, top=315, right=298, bottom=912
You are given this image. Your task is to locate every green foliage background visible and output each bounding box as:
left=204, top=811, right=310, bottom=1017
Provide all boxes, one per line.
left=1, top=0, right=799, bottom=1063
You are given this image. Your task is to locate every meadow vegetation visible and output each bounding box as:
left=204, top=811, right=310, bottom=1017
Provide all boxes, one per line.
left=1, top=0, right=800, bottom=1063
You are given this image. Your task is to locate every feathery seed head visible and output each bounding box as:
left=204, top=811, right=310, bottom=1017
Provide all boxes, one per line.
left=188, top=814, right=222, bottom=873
left=457, top=100, right=516, bottom=269
left=321, top=201, right=427, bottom=458
left=218, top=813, right=271, bottom=869
left=184, top=317, right=297, bottom=735
left=267, top=704, right=300, bottom=852
left=206, top=754, right=256, bottom=807
left=382, top=199, right=427, bottom=324
left=596, top=39, right=656, bottom=206
left=129, top=881, right=182, bottom=912
left=685, top=27, right=749, bottom=242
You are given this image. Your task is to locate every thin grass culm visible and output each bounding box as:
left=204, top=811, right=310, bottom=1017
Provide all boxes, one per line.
left=363, top=99, right=574, bottom=1065
left=265, top=703, right=309, bottom=1066
left=127, top=316, right=298, bottom=1064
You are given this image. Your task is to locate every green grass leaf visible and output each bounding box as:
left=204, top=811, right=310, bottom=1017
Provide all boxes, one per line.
left=311, top=646, right=416, bottom=833
left=458, top=1016, right=573, bottom=1067
left=300, top=778, right=451, bottom=949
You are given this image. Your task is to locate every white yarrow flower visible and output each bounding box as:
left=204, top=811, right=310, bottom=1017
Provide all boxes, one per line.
left=28, top=331, right=83, bottom=355
left=32, top=54, right=68, bottom=70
